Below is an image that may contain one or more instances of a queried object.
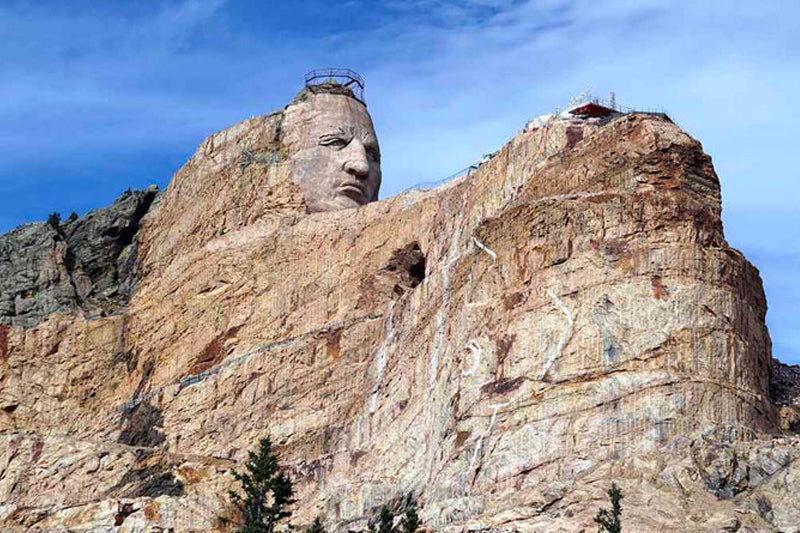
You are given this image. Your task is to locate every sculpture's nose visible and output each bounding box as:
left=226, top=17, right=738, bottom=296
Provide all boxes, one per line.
left=343, top=140, right=370, bottom=178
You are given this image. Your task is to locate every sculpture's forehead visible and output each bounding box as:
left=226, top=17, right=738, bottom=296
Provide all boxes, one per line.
left=299, top=95, right=376, bottom=135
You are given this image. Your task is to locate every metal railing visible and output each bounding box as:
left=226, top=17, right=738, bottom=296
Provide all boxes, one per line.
left=402, top=157, right=497, bottom=193
left=304, top=68, right=365, bottom=101
left=564, top=93, right=678, bottom=127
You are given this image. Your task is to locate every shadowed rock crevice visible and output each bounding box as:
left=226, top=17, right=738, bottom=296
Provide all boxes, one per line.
left=111, top=349, right=139, bottom=374
left=480, top=376, right=524, bottom=395
left=118, top=400, right=165, bottom=448
left=114, top=502, right=135, bottom=526
left=108, top=453, right=184, bottom=499
left=692, top=443, right=793, bottom=501
left=188, top=325, right=242, bottom=376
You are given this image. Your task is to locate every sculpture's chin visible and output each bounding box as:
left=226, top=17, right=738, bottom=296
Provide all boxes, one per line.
left=332, top=193, right=363, bottom=210
left=306, top=195, right=362, bottom=213
left=338, top=187, right=367, bottom=204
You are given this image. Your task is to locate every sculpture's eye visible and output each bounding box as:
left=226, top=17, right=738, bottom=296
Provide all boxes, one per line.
left=366, top=146, right=381, bottom=163
left=320, top=137, right=348, bottom=148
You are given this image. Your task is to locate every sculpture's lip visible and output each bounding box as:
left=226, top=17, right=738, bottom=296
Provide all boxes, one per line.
left=337, top=183, right=366, bottom=201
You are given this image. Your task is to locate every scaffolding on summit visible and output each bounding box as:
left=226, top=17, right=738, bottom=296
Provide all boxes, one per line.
left=401, top=90, right=674, bottom=194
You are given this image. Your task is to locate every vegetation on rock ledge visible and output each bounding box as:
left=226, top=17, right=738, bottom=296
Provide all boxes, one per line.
left=226, top=437, right=295, bottom=533
left=594, top=482, right=623, bottom=533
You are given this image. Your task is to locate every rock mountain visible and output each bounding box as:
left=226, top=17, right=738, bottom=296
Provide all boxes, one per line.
left=1, top=87, right=799, bottom=532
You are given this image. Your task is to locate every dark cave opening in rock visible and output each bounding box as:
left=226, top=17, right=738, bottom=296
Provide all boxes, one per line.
left=382, top=242, right=426, bottom=297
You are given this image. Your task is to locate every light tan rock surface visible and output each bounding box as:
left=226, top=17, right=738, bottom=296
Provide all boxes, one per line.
left=1, top=102, right=797, bottom=532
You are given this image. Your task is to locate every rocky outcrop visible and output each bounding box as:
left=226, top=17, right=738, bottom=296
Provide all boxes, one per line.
left=0, top=187, right=158, bottom=327
left=0, top=222, right=76, bottom=327
left=771, top=358, right=800, bottom=407
left=0, top=103, right=795, bottom=532
left=771, top=358, right=800, bottom=432
left=62, top=187, right=160, bottom=307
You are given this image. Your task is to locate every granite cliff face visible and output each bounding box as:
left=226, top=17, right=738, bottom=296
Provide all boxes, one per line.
left=1, top=98, right=799, bottom=532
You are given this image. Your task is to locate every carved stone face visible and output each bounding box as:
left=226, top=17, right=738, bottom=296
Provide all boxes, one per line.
left=285, top=92, right=381, bottom=213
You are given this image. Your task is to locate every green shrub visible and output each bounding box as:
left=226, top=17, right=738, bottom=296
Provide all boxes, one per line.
left=378, top=506, right=394, bottom=533
left=594, top=482, right=623, bottom=533
left=400, top=507, right=421, bottom=533
left=306, top=516, right=325, bottom=533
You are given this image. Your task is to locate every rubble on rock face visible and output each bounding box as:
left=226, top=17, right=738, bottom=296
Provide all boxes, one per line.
left=1, top=99, right=798, bottom=532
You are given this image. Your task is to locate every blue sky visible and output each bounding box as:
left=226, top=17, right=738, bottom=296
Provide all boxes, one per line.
left=0, top=0, right=798, bottom=363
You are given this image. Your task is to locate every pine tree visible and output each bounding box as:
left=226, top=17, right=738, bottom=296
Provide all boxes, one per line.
left=46, top=212, right=61, bottom=229
left=400, top=507, right=420, bottom=533
left=228, top=437, right=295, bottom=533
left=378, top=506, right=394, bottom=533
left=594, top=482, right=623, bottom=533
left=306, top=516, right=325, bottom=533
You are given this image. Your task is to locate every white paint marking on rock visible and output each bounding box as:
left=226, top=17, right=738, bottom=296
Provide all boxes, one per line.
left=429, top=267, right=449, bottom=389
left=430, top=219, right=463, bottom=389
left=540, top=288, right=574, bottom=380
left=472, top=237, right=497, bottom=265
left=355, top=414, right=365, bottom=450
left=469, top=402, right=510, bottom=471
left=369, top=301, right=396, bottom=414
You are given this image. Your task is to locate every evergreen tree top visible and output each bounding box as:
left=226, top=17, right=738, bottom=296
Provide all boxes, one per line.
left=227, top=436, right=295, bottom=533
